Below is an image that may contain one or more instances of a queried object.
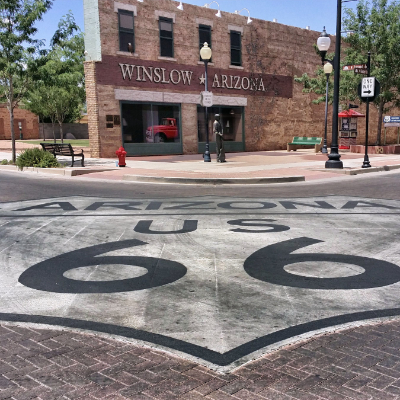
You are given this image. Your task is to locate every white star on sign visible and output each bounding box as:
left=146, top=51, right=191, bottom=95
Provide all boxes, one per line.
left=199, top=75, right=206, bottom=85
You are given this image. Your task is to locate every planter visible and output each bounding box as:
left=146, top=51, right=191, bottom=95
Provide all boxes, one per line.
left=350, top=145, right=400, bottom=154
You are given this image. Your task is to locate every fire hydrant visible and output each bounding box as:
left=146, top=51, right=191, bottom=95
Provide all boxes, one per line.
left=116, top=146, right=127, bottom=167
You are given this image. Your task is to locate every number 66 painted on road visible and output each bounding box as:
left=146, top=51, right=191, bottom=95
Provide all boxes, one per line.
left=19, top=220, right=400, bottom=293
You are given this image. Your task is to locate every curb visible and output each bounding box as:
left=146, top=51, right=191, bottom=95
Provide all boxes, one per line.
left=313, top=164, right=400, bottom=175
left=122, top=175, right=306, bottom=185
left=0, top=165, right=118, bottom=176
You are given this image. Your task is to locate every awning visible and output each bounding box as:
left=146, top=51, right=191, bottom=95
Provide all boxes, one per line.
left=338, top=109, right=365, bottom=118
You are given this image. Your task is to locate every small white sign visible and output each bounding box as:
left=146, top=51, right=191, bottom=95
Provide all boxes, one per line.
left=201, top=91, right=213, bottom=107
left=361, top=77, right=375, bottom=98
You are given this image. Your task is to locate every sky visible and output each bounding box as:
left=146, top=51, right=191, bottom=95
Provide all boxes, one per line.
left=33, top=0, right=359, bottom=49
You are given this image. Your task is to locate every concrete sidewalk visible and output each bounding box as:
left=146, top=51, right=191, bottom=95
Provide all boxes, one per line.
left=1, top=140, right=400, bottom=184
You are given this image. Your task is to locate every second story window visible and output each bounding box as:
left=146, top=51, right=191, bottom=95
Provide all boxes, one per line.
left=230, top=31, right=242, bottom=66
left=159, top=17, right=174, bottom=58
left=119, top=9, right=135, bottom=52
left=199, top=25, right=212, bottom=61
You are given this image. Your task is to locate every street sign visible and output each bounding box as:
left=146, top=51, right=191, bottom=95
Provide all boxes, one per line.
left=343, top=64, right=367, bottom=71
left=354, top=68, right=368, bottom=75
left=201, top=91, right=213, bottom=107
left=384, top=116, right=400, bottom=123
left=361, top=77, right=376, bottom=98
left=358, top=78, right=380, bottom=103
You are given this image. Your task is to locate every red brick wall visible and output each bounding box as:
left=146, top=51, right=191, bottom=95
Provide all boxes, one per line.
left=0, top=106, right=39, bottom=140
left=86, top=0, right=399, bottom=156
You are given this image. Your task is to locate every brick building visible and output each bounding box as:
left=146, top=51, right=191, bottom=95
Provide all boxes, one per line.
left=83, top=0, right=340, bottom=158
left=0, top=105, right=39, bottom=140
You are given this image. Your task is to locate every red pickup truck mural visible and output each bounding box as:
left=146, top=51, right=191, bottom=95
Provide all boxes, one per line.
left=146, top=118, right=178, bottom=143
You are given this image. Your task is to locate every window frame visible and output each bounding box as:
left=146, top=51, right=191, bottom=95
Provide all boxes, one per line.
left=230, top=30, right=242, bottom=67
left=199, top=24, right=212, bottom=62
left=159, top=17, right=174, bottom=58
left=118, top=9, right=135, bottom=52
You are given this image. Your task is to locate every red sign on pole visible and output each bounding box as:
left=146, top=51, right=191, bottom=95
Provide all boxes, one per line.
left=343, top=64, right=368, bottom=71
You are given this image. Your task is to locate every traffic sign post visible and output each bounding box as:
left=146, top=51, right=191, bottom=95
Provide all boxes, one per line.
left=201, top=91, right=213, bottom=108
left=357, top=52, right=377, bottom=169
left=343, top=64, right=367, bottom=71
left=361, top=77, right=376, bottom=98
left=354, top=68, right=368, bottom=75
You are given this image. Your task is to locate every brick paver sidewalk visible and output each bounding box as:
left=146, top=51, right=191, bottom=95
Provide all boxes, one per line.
left=1, top=320, right=400, bottom=399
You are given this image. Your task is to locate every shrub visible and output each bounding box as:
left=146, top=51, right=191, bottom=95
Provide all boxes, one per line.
left=1, top=159, right=9, bottom=165
left=16, top=148, right=61, bottom=170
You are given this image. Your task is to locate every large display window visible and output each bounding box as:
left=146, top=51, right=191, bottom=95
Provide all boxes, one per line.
left=121, top=102, right=182, bottom=156
left=197, top=106, right=245, bottom=153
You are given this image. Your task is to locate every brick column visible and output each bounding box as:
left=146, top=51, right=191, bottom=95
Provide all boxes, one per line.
left=84, top=61, right=101, bottom=158
left=181, top=103, right=198, bottom=154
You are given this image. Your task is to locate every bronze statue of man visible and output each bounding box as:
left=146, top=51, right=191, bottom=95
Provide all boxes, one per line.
left=214, top=114, right=226, bottom=163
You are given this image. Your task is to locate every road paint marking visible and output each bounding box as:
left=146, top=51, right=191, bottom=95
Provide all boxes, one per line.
left=64, top=225, right=88, bottom=244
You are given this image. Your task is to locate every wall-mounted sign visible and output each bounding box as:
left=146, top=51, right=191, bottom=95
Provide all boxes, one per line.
left=384, top=116, right=400, bottom=123
left=96, top=55, right=293, bottom=99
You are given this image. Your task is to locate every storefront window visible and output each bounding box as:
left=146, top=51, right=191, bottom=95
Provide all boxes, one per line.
left=197, top=106, right=243, bottom=143
left=121, top=103, right=181, bottom=144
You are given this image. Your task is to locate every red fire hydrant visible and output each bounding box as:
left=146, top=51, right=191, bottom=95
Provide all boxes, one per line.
left=116, top=146, right=127, bottom=167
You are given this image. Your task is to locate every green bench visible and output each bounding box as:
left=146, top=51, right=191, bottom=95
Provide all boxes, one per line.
left=287, top=136, right=323, bottom=153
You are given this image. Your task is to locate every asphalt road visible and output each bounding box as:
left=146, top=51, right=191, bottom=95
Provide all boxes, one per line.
left=0, top=169, right=400, bottom=202
left=1, top=169, right=400, bottom=372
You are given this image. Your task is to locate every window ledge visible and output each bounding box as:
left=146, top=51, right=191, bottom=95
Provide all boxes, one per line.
left=229, top=65, right=244, bottom=70
left=197, top=61, right=214, bottom=66
left=117, top=51, right=139, bottom=57
left=158, top=56, right=177, bottom=62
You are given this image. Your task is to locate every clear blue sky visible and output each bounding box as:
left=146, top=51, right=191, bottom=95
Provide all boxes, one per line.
left=33, top=0, right=359, bottom=48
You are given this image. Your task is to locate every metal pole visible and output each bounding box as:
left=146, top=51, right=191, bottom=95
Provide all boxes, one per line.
left=204, top=60, right=211, bottom=162
left=362, top=52, right=371, bottom=168
left=322, top=73, right=330, bottom=154
left=326, top=0, right=343, bottom=168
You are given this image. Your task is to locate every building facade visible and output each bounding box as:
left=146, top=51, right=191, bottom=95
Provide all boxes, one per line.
left=0, top=106, right=39, bottom=140
left=84, top=0, right=335, bottom=158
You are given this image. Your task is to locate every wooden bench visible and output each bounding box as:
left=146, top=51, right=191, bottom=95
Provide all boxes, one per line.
left=287, top=137, right=323, bottom=153
left=40, top=143, right=85, bottom=167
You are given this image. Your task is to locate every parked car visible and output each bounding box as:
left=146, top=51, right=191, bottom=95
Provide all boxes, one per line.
left=146, top=118, right=178, bottom=143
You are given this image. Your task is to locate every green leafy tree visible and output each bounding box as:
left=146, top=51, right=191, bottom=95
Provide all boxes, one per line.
left=24, top=12, right=85, bottom=143
left=294, top=48, right=362, bottom=108
left=343, top=0, right=400, bottom=144
left=0, top=0, right=52, bottom=162
left=295, top=0, right=400, bottom=145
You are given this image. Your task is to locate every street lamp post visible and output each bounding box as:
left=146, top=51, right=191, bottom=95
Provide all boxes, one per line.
left=317, top=1, right=345, bottom=168
left=322, top=62, right=333, bottom=154
left=327, top=0, right=343, bottom=169
left=200, top=42, right=212, bottom=162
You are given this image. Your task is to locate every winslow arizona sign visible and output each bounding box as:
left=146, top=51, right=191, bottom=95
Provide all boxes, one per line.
left=96, top=55, right=293, bottom=98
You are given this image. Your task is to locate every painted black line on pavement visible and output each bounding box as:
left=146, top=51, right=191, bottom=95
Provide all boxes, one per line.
left=1, top=309, right=400, bottom=366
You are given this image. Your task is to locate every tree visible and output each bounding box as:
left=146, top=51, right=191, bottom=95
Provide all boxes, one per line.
left=24, top=13, right=85, bottom=143
left=0, top=0, right=52, bottom=162
left=294, top=48, right=362, bottom=108
left=343, top=0, right=400, bottom=144
left=295, top=1, right=400, bottom=145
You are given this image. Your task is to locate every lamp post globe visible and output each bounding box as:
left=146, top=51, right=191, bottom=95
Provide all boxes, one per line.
left=200, top=42, right=212, bottom=61
left=317, top=27, right=331, bottom=65
left=324, top=62, right=333, bottom=76
left=200, top=42, right=212, bottom=162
